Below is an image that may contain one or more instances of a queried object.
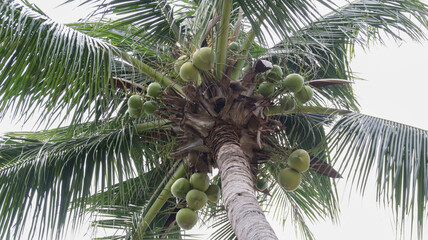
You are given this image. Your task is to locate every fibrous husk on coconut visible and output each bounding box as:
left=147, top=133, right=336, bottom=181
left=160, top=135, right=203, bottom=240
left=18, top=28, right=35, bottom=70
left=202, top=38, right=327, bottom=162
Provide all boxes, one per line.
left=143, top=100, right=157, bottom=114
left=176, top=208, right=198, bottom=230
left=192, top=47, right=215, bottom=71
left=288, top=149, right=310, bottom=173
left=205, top=184, right=220, bottom=202
left=127, top=95, right=143, bottom=109
left=279, top=95, right=295, bottom=111
left=171, top=178, right=191, bottom=199
left=190, top=173, right=210, bottom=191
left=294, top=85, right=313, bottom=104
left=278, top=167, right=301, bottom=192
left=258, top=82, right=275, bottom=98
left=186, top=189, right=208, bottom=210
left=282, top=73, right=304, bottom=93
left=147, top=82, right=162, bottom=97
left=180, top=62, right=199, bottom=82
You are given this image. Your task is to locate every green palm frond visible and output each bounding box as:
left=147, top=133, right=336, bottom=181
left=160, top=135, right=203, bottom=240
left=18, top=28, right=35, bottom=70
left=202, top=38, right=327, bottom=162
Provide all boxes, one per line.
left=234, top=0, right=338, bottom=44
left=0, top=121, right=174, bottom=239
left=273, top=0, right=428, bottom=76
left=0, top=1, right=119, bottom=127
left=66, top=0, right=190, bottom=44
left=328, top=112, right=428, bottom=237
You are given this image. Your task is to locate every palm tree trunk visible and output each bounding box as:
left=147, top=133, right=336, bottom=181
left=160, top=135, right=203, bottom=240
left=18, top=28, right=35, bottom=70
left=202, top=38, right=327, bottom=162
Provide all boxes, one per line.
left=216, top=142, right=278, bottom=240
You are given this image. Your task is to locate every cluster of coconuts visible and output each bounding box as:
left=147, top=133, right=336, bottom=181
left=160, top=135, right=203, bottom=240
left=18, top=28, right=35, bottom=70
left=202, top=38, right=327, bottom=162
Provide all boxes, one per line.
left=175, top=47, right=215, bottom=82
left=257, top=65, right=314, bottom=108
left=171, top=172, right=220, bottom=230
left=127, top=82, right=163, bottom=118
left=278, top=149, right=310, bottom=192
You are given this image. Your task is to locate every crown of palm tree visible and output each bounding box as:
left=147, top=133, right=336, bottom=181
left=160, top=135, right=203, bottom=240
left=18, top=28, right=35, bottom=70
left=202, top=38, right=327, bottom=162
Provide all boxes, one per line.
left=0, top=0, right=427, bottom=239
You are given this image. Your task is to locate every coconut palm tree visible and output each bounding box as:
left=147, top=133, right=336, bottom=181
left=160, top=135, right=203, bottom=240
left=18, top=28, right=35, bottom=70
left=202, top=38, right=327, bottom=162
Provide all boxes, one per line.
left=0, top=0, right=427, bottom=239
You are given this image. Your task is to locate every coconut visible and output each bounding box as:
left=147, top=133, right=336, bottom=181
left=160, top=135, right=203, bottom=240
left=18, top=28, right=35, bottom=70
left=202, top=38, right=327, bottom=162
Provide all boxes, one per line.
left=171, top=178, right=191, bottom=199
left=278, top=168, right=301, bottom=192
left=174, top=55, right=189, bottom=73
left=282, top=73, right=304, bottom=93
left=186, top=189, right=208, bottom=210
left=294, top=85, right=313, bottom=104
left=288, top=149, right=310, bottom=173
left=258, top=82, right=275, bottom=98
left=127, top=95, right=143, bottom=109
left=179, top=62, right=199, bottom=82
left=143, top=100, right=157, bottom=114
left=189, top=173, right=210, bottom=191
left=176, top=208, right=198, bottom=230
left=229, top=42, right=239, bottom=52
left=192, top=47, right=215, bottom=71
left=266, top=65, right=283, bottom=82
left=147, top=82, right=162, bottom=97
left=128, top=107, right=142, bottom=118
left=205, top=185, right=220, bottom=202
left=279, top=96, right=295, bottom=111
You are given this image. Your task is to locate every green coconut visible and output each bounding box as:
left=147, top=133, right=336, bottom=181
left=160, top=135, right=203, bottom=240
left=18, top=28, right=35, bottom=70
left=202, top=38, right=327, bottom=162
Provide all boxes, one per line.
left=288, top=149, right=310, bottom=173
left=294, top=85, right=313, bottom=104
left=266, top=65, right=283, bottom=82
left=279, top=96, right=295, bottom=111
left=229, top=42, right=239, bottom=52
left=258, top=82, right=275, bottom=98
left=127, top=95, right=143, bottom=109
left=174, top=55, right=189, bottom=73
left=186, top=189, right=208, bottom=210
left=128, top=107, right=142, bottom=118
left=176, top=208, right=198, bottom=230
left=282, top=73, right=304, bottom=93
left=147, top=82, right=162, bottom=97
left=205, top=185, right=220, bottom=202
left=143, top=100, right=157, bottom=114
left=192, top=47, right=215, bottom=71
left=179, top=62, right=199, bottom=82
left=171, top=178, right=191, bottom=199
left=278, top=168, right=301, bottom=192
left=190, top=173, right=210, bottom=191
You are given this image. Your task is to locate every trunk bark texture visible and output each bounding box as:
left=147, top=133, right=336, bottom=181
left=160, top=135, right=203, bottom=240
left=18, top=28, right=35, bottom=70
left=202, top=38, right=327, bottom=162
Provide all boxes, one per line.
left=216, top=142, right=278, bottom=240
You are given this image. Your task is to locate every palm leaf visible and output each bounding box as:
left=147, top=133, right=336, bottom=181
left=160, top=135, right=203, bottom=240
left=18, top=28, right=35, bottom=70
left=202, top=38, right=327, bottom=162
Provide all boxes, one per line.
left=328, top=112, right=428, bottom=237
left=0, top=1, right=120, bottom=128
left=0, top=120, right=175, bottom=239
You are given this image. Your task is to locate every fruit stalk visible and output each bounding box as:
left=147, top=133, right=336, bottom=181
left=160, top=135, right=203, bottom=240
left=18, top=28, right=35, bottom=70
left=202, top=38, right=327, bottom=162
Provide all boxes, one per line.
left=216, top=0, right=233, bottom=80
left=133, top=162, right=187, bottom=239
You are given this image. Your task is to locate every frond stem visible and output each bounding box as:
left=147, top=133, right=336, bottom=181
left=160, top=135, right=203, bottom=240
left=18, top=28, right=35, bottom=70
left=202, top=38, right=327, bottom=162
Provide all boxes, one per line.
left=113, top=49, right=185, bottom=95
left=266, top=105, right=353, bottom=116
left=133, top=162, right=187, bottom=239
left=230, top=24, right=257, bottom=81
left=134, top=119, right=171, bottom=132
left=215, top=0, right=233, bottom=80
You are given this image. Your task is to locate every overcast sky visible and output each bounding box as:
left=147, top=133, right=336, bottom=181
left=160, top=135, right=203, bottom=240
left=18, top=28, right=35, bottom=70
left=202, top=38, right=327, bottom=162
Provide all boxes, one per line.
left=1, top=0, right=428, bottom=239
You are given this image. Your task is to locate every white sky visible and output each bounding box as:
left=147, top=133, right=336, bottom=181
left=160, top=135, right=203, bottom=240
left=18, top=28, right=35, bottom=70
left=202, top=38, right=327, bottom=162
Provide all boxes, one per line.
left=1, top=0, right=428, bottom=239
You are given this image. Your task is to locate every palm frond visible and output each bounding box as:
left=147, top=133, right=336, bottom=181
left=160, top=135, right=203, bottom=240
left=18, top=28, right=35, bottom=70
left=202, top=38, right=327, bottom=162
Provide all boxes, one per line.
left=328, top=112, right=428, bottom=237
left=265, top=0, right=428, bottom=112
left=66, top=0, right=190, bottom=44
left=0, top=1, right=120, bottom=128
left=0, top=121, right=174, bottom=239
